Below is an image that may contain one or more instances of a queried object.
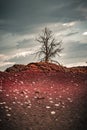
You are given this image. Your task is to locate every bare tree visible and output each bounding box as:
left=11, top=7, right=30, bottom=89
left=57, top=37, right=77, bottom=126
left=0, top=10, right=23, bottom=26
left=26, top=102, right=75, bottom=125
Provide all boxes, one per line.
left=36, top=27, right=63, bottom=64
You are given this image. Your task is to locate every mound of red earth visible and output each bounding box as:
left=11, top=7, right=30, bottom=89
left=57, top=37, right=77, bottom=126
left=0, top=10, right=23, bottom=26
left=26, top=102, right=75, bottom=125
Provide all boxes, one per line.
left=5, top=62, right=66, bottom=73
left=5, top=62, right=87, bottom=73
left=0, top=62, right=87, bottom=130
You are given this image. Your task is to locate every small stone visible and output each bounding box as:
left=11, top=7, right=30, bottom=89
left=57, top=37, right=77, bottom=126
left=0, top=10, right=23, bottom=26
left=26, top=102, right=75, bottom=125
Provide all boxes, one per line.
left=51, top=111, right=56, bottom=115
left=5, top=106, right=9, bottom=109
left=49, top=100, right=54, bottom=103
left=13, top=101, right=16, bottom=104
left=55, top=103, right=60, bottom=107
left=46, top=106, right=51, bottom=109
left=6, top=113, right=11, bottom=117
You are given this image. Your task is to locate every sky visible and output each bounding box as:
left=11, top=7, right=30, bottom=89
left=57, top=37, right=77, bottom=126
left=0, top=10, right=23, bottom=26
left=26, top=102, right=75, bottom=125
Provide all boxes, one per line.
left=0, top=0, right=87, bottom=71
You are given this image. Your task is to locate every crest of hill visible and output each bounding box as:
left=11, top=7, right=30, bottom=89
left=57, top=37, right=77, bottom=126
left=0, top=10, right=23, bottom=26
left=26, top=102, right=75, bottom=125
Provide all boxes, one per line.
left=5, top=62, right=65, bottom=73
left=4, top=62, right=87, bottom=73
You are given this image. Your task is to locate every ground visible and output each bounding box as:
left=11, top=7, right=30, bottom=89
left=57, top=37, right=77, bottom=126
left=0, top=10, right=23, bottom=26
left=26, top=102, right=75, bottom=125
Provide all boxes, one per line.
left=0, top=63, right=87, bottom=130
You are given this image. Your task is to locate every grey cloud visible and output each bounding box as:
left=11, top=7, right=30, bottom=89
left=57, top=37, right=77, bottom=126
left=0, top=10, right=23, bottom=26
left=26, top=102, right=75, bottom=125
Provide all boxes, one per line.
left=51, top=0, right=87, bottom=22
left=0, top=0, right=58, bottom=33
left=17, top=39, right=36, bottom=49
left=63, top=41, right=87, bottom=59
left=67, top=42, right=87, bottom=51
left=58, top=41, right=87, bottom=66
left=0, top=46, right=15, bottom=54
left=0, top=0, right=87, bottom=34
left=7, top=52, right=38, bottom=65
left=65, top=32, right=79, bottom=36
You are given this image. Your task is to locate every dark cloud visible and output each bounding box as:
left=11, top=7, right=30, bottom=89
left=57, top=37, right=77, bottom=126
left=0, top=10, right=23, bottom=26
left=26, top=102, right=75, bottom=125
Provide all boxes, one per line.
left=0, top=0, right=87, bottom=34
left=51, top=0, right=87, bottom=22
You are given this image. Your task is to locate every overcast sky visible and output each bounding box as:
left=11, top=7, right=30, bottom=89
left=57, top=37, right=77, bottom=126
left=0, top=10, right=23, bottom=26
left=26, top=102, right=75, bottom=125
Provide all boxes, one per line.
left=0, top=0, right=87, bottom=71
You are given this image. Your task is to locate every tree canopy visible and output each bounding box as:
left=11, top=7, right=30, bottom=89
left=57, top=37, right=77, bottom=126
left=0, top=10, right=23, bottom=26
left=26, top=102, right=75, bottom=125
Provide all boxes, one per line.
left=36, top=27, right=63, bottom=64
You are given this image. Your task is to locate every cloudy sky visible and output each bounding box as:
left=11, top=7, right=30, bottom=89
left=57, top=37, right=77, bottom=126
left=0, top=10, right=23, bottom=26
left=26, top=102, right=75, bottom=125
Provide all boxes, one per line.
left=0, top=0, right=87, bottom=71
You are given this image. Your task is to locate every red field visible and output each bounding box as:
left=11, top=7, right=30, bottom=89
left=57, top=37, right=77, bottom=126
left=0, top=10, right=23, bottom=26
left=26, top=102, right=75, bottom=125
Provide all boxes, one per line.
left=0, top=63, right=87, bottom=130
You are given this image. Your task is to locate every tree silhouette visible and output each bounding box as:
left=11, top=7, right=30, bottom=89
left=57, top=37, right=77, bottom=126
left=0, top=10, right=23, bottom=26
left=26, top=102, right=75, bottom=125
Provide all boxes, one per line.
left=36, top=27, right=63, bottom=64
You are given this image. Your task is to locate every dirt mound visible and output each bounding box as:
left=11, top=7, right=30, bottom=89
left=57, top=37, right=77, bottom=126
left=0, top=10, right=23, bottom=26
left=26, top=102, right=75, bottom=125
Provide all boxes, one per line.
left=27, top=62, right=65, bottom=72
left=4, top=62, right=87, bottom=74
left=5, top=62, right=65, bottom=73
left=69, top=66, right=87, bottom=73
left=5, top=64, right=26, bottom=73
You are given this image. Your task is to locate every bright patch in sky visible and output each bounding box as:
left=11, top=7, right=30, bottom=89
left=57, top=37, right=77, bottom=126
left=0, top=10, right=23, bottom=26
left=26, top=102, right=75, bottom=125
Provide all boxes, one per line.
left=63, top=22, right=76, bottom=27
left=82, top=32, right=87, bottom=35
left=15, top=51, right=33, bottom=58
left=0, top=62, right=15, bottom=67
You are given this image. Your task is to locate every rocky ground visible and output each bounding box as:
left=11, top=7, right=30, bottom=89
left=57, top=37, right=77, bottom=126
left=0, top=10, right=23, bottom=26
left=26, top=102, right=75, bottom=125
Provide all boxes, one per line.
left=0, top=62, right=87, bottom=130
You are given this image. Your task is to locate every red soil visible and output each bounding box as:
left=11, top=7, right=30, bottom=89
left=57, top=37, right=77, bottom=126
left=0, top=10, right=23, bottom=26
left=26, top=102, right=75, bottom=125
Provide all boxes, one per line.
left=0, top=62, right=87, bottom=130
